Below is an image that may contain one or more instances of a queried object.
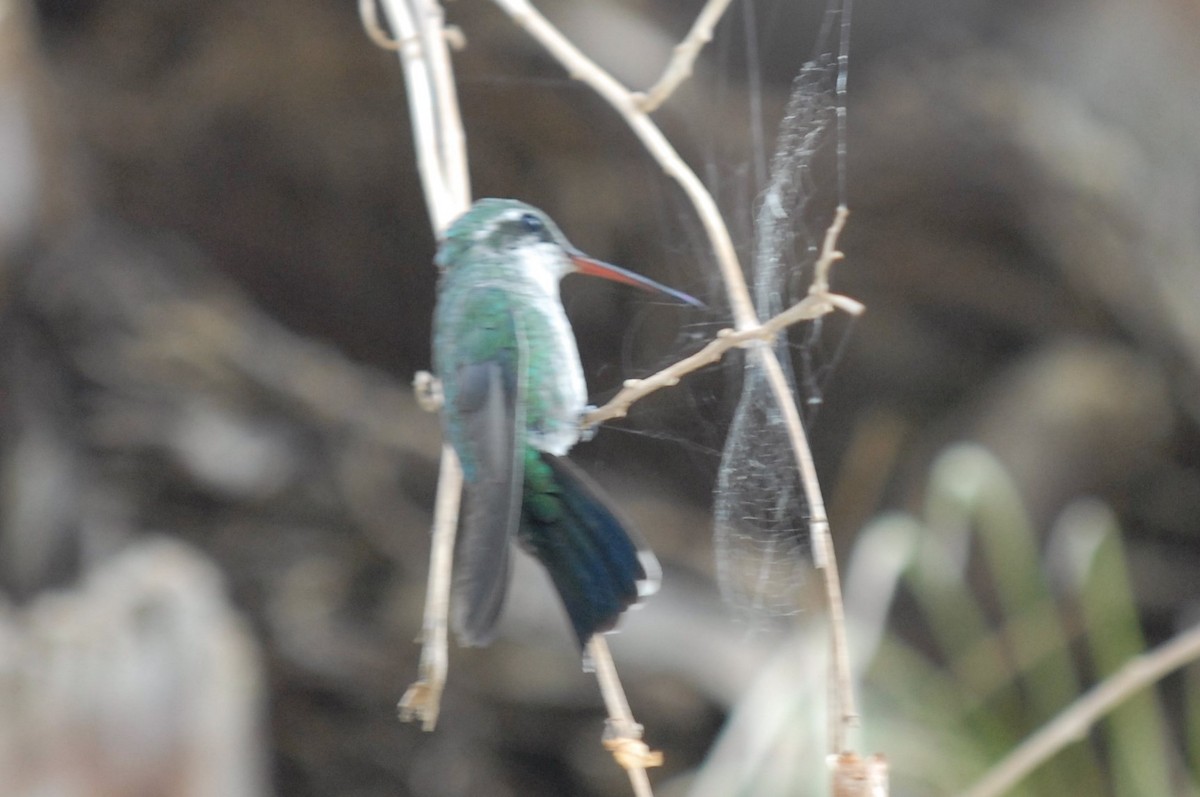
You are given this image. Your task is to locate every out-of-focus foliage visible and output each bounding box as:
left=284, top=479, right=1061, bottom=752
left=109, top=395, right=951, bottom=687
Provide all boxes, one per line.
left=693, top=445, right=1198, bottom=797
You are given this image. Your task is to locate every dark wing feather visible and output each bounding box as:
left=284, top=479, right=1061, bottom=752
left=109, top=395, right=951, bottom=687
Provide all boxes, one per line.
left=441, top=289, right=527, bottom=646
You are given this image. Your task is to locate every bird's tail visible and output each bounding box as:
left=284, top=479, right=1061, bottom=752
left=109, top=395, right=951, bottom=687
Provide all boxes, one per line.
left=518, top=450, right=659, bottom=648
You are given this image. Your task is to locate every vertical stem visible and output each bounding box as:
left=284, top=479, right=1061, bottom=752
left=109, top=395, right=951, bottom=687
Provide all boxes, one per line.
left=589, top=636, right=660, bottom=797
left=757, top=347, right=857, bottom=753
left=406, top=445, right=462, bottom=730
left=413, top=0, right=471, bottom=207
left=372, top=0, right=471, bottom=730
left=376, top=0, right=469, bottom=231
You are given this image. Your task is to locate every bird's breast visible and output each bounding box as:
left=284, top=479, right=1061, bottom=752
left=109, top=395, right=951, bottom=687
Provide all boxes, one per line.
left=521, top=300, right=586, bottom=456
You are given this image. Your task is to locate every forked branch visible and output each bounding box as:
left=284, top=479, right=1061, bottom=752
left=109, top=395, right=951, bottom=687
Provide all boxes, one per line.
left=489, top=0, right=864, bottom=769
left=585, top=227, right=862, bottom=427
left=634, top=0, right=736, bottom=112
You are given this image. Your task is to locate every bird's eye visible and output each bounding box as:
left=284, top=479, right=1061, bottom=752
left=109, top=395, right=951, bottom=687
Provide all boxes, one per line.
left=519, top=212, right=544, bottom=235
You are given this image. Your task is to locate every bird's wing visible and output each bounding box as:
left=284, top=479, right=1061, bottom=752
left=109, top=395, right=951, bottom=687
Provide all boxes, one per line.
left=438, top=286, right=528, bottom=646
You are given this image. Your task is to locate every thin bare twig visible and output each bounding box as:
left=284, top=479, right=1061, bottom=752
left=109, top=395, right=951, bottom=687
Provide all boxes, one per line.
left=813, top=204, right=850, bottom=294
left=491, top=0, right=756, bottom=330
left=635, top=0, right=736, bottom=112
left=359, top=0, right=403, bottom=50
left=372, top=0, right=471, bottom=732
left=412, top=0, right=471, bottom=207
left=589, top=637, right=664, bottom=797
left=373, top=0, right=469, bottom=232
left=961, top=622, right=1200, bottom=797
left=584, top=286, right=863, bottom=428
left=807, top=204, right=858, bottom=754
left=397, top=446, right=462, bottom=730
left=414, top=279, right=864, bottom=428
left=754, top=300, right=859, bottom=755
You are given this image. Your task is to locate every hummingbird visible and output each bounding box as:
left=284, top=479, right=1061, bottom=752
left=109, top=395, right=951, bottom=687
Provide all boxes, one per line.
left=433, top=198, right=702, bottom=648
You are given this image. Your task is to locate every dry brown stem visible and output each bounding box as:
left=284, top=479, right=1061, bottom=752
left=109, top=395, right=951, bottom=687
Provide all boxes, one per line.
left=634, top=0, right=736, bottom=112
left=589, top=636, right=663, bottom=797
left=961, top=621, right=1200, bottom=797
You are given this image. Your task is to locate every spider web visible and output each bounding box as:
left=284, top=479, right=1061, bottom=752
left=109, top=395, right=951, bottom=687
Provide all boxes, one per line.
left=588, top=1, right=854, bottom=620
left=713, top=9, right=849, bottom=619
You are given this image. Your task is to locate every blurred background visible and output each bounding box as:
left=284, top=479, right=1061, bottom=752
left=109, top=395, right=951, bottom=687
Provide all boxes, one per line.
left=2, top=0, right=1199, bottom=795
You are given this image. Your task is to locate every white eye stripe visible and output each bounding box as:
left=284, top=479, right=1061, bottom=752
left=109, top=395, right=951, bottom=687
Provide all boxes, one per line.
left=474, top=208, right=536, bottom=239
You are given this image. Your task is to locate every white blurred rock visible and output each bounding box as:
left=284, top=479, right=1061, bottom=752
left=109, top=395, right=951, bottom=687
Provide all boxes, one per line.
left=0, top=539, right=269, bottom=797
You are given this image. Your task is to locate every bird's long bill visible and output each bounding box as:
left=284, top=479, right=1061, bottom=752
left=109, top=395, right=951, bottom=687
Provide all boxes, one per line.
left=569, top=253, right=704, bottom=308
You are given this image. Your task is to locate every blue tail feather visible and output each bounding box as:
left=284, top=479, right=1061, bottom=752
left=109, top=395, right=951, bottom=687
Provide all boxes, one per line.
left=518, top=451, right=655, bottom=647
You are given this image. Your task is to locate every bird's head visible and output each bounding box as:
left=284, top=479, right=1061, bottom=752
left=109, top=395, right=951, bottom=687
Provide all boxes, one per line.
left=436, top=198, right=703, bottom=307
